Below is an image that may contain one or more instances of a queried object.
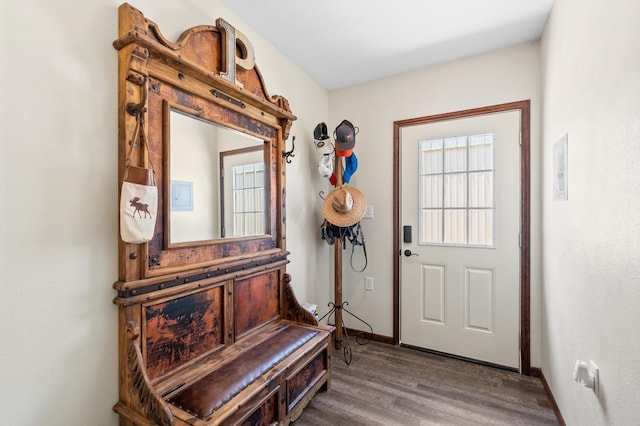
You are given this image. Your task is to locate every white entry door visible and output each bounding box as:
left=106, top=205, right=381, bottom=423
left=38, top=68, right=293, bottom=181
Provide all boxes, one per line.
left=400, top=110, right=521, bottom=369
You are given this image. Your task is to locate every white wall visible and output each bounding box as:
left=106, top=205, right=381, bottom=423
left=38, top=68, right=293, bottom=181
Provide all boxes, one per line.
left=327, top=43, right=543, bottom=366
left=0, top=1, right=329, bottom=425
left=540, top=0, right=640, bottom=424
left=170, top=112, right=220, bottom=243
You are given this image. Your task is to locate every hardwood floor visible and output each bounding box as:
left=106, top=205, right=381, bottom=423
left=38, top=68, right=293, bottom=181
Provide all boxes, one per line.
left=294, top=341, right=558, bottom=426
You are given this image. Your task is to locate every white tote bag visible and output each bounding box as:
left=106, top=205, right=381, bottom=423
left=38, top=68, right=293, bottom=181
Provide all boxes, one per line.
left=120, top=115, right=158, bottom=244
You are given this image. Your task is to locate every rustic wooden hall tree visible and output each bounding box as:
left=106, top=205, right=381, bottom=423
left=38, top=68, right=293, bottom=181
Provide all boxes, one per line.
left=112, top=4, right=332, bottom=425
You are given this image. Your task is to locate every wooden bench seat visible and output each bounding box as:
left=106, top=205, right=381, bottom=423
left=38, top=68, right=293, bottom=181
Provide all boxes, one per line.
left=114, top=272, right=333, bottom=426
left=167, top=323, right=320, bottom=420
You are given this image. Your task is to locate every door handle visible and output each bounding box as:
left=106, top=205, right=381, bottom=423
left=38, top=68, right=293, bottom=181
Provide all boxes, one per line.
left=403, top=249, right=419, bottom=257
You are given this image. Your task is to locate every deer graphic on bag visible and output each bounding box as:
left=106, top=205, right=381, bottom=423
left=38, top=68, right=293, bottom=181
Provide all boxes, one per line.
left=130, top=197, right=152, bottom=219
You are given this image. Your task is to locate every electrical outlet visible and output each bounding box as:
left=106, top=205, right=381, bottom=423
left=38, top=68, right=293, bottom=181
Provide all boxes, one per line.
left=365, top=277, right=374, bottom=291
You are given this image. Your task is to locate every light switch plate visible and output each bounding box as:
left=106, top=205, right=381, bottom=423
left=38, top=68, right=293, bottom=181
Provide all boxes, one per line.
left=363, top=205, right=373, bottom=219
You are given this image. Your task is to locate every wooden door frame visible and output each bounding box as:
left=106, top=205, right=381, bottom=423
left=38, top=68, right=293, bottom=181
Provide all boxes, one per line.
left=392, top=100, right=531, bottom=375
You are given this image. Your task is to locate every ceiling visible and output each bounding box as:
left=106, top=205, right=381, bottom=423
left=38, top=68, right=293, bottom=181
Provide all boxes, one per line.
left=219, top=0, right=554, bottom=90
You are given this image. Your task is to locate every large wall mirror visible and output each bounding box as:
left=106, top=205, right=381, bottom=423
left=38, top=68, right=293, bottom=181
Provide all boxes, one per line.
left=168, top=108, right=267, bottom=245
left=114, top=3, right=296, bottom=281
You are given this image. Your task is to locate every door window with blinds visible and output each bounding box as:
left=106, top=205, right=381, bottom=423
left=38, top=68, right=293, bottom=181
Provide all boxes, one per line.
left=419, top=133, right=495, bottom=247
left=231, top=162, right=265, bottom=236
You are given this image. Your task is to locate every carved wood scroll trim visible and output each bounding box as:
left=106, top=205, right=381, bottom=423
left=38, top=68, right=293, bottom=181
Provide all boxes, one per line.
left=113, top=3, right=296, bottom=133
left=283, top=274, right=319, bottom=326
left=125, top=321, right=174, bottom=426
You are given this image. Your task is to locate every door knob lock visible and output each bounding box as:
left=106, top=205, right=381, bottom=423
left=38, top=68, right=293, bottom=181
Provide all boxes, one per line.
left=403, top=249, right=418, bottom=257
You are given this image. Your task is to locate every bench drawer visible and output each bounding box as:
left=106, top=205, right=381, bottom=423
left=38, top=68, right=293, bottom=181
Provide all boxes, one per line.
left=287, top=349, right=328, bottom=411
left=240, top=391, right=278, bottom=426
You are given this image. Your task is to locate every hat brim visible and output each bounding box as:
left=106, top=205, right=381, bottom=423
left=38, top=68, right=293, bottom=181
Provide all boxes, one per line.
left=335, top=148, right=353, bottom=157
left=322, top=185, right=367, bottom=227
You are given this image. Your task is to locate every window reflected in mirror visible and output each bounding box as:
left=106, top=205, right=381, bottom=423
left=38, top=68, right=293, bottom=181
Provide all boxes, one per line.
left=169, top=109, right=267, bottom=245
left=220, top=146, right=265, bottom=238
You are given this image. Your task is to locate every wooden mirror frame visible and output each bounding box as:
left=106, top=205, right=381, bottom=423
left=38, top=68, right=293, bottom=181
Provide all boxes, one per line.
left=113, top=3, right=296, bottom=289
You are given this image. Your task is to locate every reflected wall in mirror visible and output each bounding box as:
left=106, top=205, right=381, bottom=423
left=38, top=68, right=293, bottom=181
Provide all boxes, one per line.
left=169, top=109, right=267, bottom=245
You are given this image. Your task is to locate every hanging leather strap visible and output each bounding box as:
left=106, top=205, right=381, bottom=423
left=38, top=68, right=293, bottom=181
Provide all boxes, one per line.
left=350, top=239, right=367, bottom=273
left=124, top=114, right=142, bottom=169
left=123, top=109, right=155, bottom=186
left=349, top=223, right=367, bottom=273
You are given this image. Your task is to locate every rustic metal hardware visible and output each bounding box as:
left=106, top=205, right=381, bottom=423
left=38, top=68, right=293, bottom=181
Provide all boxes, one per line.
left=119, top=255, right=288, bottom=298
left=149, top=81, right=160, bottom=94
left=210, top=89, right=246, bottom=109
left=282, top=188, right=286, bottom=223
left=148, top=254, right=160, bottom=267
left=283, top=136, right=296, bottom=163
left=126, top=71, right=146, bottom=86
left=126, top=75, right=148, bottom=118
left=161, top=382, right=185, bottom=398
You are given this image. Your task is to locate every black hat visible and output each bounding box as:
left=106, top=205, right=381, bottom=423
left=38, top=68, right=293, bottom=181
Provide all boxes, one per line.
left=334, top=119, right=357, bottom=156
left=313, top=122, right=329, bottom=140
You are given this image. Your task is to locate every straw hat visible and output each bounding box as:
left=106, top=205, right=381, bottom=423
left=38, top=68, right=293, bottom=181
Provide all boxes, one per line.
left=323, top=185, right=367, bottom=227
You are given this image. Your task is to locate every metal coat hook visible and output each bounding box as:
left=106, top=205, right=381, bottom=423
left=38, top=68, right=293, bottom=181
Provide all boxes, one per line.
left=319, top=190, right=326, bottom=200
left=126, top=75, right=148, bottom=118
left=283, top=136, right=296, bottom=163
